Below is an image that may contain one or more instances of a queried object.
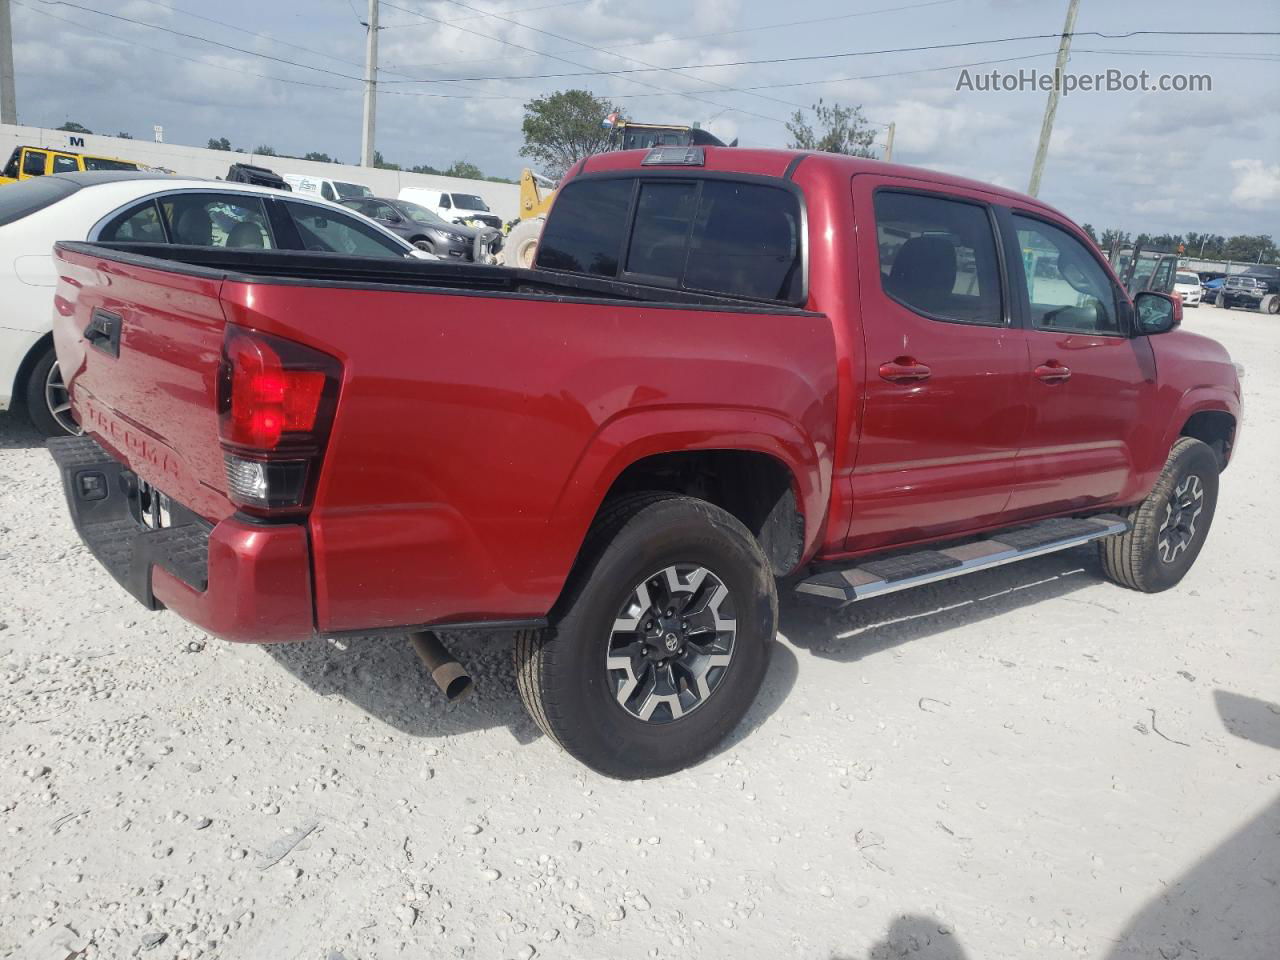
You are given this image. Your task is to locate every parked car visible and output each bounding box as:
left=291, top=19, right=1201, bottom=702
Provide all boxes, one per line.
left=1173, top=270, right=1202, bottom=308
left=0, top=171, right=427, bottom=436
left=1202, top=276, right=1225, bottom=301
left=1215, top=271, right=1280, bottom=313
left=46, top=147, right=1241, bottom=777
left=396, top=186, right=503, bottom=230
left=282, top=174, right=373, bottom=203
left=0, top=145, right=140, bottom=185
left=340, top=196, right=502, bottom=262
left=225, top=163, right=291, bottom=191
left=1217, top=266, right=1280, bottom=314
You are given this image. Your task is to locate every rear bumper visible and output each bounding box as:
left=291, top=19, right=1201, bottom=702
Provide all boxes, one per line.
left=48, top=434, right=314, bottom=643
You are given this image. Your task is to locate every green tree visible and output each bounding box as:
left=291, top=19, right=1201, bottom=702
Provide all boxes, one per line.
left=409, top=162, right=442, bottom=175
left=1223, top=234, right=1277, bottom=262
left=785, top=99, right=876, bottom=157
left=57, top=120, right=92, bottom=134
left=373, top=150, right=400, bottom=171
left=207, top=137, right=232, bottom=151
left=304, top=151, right=333, bottom=163
left=1080, top=223, right=1098, bottom=244
left=255, top=145, right=278, bottom=157
left=520, top=89, right=618, bottom=177
left=1099, top=228, right=1131, bottom=255
left=444, top=160, right=483, bottom=180
left=116, top=131, right=133, bottom=139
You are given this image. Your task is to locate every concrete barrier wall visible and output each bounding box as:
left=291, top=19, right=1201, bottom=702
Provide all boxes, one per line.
left=0, top=123, right=522, bottom=222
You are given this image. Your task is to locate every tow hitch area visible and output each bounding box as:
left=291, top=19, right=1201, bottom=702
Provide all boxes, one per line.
left=47, top=434, right=212, bottom=609
left=795, top=515, right=1130, bottom=606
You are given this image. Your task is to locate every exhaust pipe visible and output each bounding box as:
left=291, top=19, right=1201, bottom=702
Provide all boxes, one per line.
left=408, top=631, right=474, bottom=703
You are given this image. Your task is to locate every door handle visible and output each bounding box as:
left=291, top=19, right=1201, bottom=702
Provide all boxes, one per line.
left=1035, top=362, right=1071, bottom=383
left=878, top=357, right=932, bottom=383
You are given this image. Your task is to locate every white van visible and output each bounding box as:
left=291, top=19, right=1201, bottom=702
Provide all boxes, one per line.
left=283, top=174, right=374, bottom=203
left=397, top=187, right=503, bottom=230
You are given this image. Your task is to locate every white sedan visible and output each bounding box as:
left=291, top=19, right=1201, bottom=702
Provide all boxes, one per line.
left=0, top=172, right=425, bottom=435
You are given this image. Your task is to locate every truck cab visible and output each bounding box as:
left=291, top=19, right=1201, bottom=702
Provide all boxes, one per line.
left=0, top=146, right=140, bottom=184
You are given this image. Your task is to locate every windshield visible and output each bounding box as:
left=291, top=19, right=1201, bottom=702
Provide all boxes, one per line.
left=1176, top=273, right=1199, bottom=285
left=397, top=201, right=448, bottom=226
left=334, top=181, right=373, bottom=199
left=451, top=193, right=489, bottom=211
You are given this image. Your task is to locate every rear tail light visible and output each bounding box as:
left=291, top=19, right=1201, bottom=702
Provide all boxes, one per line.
left=217, top=326, right=342, bottom=512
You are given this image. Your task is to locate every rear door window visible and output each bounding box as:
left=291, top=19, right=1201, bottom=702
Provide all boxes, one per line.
left=52, top=154, right=79, bottom=174
left=874, top=191, right=1002, bottom=325
left=160, top=193, right=275, bottom=249
left=98, top=200, right=168, bottom=242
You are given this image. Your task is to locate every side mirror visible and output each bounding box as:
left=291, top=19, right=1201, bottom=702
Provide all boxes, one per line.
left=1134, top=291, right=1181, bottom=335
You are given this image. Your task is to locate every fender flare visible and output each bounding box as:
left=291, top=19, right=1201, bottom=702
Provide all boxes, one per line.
left=549, top=404, right=832, bottom=565
left=1158, top=385, right=1240, bottom=461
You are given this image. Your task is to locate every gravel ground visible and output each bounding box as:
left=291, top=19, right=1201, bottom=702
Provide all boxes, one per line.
left=2, top=304, right=1277, bottom=960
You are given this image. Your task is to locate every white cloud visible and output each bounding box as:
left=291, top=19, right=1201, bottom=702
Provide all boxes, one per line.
left=1229, top=159, right=1280, bottom=206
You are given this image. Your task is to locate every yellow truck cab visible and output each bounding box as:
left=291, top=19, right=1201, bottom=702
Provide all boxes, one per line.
left=0, top=146, right=140, bottom=184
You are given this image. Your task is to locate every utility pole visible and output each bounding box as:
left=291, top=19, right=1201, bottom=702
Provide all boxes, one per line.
left=360, top=0, right=379, bottom=167
left=883, top=121, right=895, bottom=162
left=1027, top=0, right=1080, bottom=197
left=0, top=0, right=17, bottom=126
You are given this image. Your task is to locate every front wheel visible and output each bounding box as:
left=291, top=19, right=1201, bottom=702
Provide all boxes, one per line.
left=515, top=494, right=777, bottom=779
left=1099, top=437, right=1219, bottom=593
left=1217, top=293, right=1230, bottom=309
left=24, top=344, right=81, bottom=437
left=500, top=217, right=544, bottom=269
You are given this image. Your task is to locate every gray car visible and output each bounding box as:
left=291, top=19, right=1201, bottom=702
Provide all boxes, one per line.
left=341, top=197, right=501, bottom=262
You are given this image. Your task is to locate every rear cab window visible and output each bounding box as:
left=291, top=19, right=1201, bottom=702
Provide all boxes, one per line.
left=536, top=175, right=805, bottom=304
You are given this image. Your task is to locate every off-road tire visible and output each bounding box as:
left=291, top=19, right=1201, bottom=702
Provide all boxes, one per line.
left=515, top=493, right=777, bottom=779
left=1099, top=437, right=1219, bottom=593
left=1217, top=293, right=1229, bottom=309
left=501, top=217, right=543, bottom=269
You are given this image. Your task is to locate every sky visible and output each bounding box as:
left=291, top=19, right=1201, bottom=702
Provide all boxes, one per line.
left=8, top=0, right=1280, bottom=237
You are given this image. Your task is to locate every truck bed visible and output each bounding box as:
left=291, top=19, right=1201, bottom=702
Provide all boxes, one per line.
left=51, top=241, right=838, bottom=638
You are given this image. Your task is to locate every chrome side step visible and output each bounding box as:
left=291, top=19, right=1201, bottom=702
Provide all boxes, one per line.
left=795, top=514, right=1129, bottom=607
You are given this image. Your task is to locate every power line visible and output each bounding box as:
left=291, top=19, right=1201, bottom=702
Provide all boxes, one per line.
left=379, top=0, right=790, bottom=124
left=432, top=0, right=818, bottom=118
left=35, top=0, right=365, bottom=80
left=15, top=0, right=353, bottom=88
left=380, top=30, right=1280, bottom=84
left=383, top=0, right=965, bottom=72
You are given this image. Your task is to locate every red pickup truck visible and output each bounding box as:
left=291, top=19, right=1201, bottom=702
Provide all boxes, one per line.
left=47, top=146, right=1241, bottom=778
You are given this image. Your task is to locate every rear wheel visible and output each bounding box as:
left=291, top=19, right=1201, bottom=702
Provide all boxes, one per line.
left=515, top=494, right=777, bottom=779
left=1099, top=437, right=1219, bottom=593
left=23, top=343, right=81, bottom=437
left=1264, top=293, right=1279, bottom=315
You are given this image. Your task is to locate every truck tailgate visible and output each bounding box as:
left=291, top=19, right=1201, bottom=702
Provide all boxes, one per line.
left=52, top=245, right=235, bottom=523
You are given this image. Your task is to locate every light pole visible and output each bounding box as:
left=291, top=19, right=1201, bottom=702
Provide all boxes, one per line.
left=361, top=0, right=379, bottom=167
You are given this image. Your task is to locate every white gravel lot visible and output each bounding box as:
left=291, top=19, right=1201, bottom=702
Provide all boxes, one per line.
left=1, top=303, right=1277, bottom=960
